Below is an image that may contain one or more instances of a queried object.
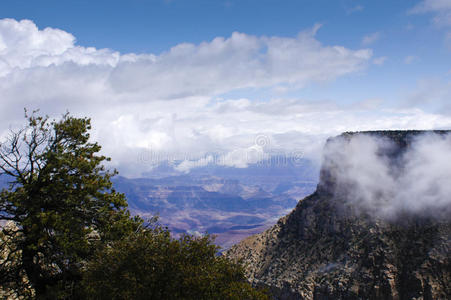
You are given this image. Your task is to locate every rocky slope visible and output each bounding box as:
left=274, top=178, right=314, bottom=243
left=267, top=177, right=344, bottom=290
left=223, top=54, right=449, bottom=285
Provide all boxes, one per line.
left=226, top=131, right=451, bottom=299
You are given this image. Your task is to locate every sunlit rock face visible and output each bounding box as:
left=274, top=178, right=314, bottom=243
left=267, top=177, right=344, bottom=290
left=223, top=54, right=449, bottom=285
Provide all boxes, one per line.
left=226, top=131, right=451, bottom=300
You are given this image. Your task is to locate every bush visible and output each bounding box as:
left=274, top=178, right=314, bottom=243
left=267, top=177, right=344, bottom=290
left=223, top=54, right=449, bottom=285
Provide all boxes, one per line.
left=82, top=223, right=268, bottom=300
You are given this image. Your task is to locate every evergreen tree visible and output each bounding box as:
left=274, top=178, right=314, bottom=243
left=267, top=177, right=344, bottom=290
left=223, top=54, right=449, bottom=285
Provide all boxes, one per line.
left=0, top=111, right=269, bottom=299
left=0, top=111, right=141, bottom=298
left=82, top=223, right=268, bottom=300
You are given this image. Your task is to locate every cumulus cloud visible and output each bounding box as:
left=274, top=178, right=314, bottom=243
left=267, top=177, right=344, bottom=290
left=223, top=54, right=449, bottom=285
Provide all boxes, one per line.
left=1, top=18, right=451, bottom=177
left=0, top=19, right=119, bottom=76
left=108, top=30, right=373, bottom=99
left=322, top=132, right=451, bottom=219
left=0, top=19, right=372, bottom=100
left=102, top=99, right=451, bottom=176
left=0, top=19, right=370, bottom=113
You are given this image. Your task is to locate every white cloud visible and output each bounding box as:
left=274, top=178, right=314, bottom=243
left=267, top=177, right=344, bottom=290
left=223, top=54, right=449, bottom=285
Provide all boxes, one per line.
left=410, top=0, right=451, bottom=26
left=323, top=133, right=451, bottom=218
left=362, top=32, right=381, bottom=46
left=1, top=18, right=451, bottom=177
left=100, top=98, right=451, bottom=176
left=108, top=30, right=372, bottom=99
left=175, top=155, right=215, bottom=173
left=0, top=19, right=372, bottom=100
left=0, top=19, right=119, bottom=77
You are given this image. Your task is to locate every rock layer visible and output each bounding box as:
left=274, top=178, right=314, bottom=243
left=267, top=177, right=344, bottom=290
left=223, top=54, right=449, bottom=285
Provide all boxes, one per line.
left=226, top=131, right=451, bottom=300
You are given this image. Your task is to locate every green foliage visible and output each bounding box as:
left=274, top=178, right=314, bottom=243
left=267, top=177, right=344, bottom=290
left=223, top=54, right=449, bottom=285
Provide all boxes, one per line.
left=0, top=111, right=142, bottom=298
left=82, top=223, right=269, bottom=300
left=0, top=111, right=268, bottom=299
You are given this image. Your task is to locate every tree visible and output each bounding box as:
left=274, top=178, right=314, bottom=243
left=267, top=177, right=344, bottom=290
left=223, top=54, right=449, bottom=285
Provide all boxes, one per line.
left=0, top=111, right=141, bottom=298
left=82, top=222, right=269, bottom=300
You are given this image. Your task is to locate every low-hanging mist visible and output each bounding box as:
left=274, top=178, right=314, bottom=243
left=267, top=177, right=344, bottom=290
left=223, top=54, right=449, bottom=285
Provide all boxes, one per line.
left=322, top=131, right=451, bottom=219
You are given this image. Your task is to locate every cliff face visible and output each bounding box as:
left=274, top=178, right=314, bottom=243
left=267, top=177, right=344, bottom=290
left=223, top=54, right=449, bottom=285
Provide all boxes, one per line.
left=226, top=131, right=451, bottom=300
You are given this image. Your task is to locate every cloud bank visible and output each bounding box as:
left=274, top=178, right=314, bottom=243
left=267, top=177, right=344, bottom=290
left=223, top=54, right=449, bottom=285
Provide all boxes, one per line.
left=323, top=132, right=451, bottom=219
left=0, top=19, right=372, bottom=101
left=1, top=18, right=451, bottom=176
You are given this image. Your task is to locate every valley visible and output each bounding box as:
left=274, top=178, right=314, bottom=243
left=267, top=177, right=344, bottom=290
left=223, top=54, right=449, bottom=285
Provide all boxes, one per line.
left=113, top=161, right=318, bottom=249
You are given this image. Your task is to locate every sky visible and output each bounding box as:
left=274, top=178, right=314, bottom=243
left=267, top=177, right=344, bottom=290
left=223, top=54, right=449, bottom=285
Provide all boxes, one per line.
left=0, top=0, right=451, bottom=176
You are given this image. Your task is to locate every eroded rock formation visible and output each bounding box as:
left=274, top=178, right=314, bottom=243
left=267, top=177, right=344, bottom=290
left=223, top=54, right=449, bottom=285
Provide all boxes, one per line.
left=226, top=131, right=451, bottom=300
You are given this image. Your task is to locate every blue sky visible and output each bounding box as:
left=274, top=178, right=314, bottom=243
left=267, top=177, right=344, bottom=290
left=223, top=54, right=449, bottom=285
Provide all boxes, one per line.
left=0, top=0, right=450, bottom=176
left=2, top=0, right=447, bottom=105
left=0, top=1, right=444, bottom=53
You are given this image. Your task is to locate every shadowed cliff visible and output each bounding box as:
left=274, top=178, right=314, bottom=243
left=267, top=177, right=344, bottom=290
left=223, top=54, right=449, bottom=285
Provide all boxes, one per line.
left=226, top=131, right=451, bottom=300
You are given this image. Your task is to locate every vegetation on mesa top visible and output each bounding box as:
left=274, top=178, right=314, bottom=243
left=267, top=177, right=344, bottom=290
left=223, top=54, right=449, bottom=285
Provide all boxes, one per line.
left=0, top=110, right=268, bottom=299
left=341, top=129, right=451, bottom=145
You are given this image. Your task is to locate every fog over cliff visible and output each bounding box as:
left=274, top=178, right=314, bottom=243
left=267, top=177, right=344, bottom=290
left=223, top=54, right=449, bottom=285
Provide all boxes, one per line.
left=227, top=131, right=451, bottom=300
left=322, top=132, right=451, bottom=219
